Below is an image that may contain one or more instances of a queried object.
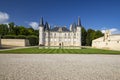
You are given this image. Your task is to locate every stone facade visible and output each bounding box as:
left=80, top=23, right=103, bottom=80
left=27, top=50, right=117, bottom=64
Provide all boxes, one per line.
left=92, top=30, right=120, bottom=51
left=39, top=18, right=82, bottom=47
left=1, top=39, right=30, bottom=47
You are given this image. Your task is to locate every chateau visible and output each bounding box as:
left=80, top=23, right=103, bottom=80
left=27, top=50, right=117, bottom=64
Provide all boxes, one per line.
left=39, top=17, right=82, bottom=47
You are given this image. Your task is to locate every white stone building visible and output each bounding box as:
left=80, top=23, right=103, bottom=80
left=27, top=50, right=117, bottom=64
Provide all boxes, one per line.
left=92, top=30, right=120, bottom=51
left=39, top=17, right=82, bottom=47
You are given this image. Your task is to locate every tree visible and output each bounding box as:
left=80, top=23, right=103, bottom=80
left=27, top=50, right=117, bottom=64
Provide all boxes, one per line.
left=19, top=26, right=29, bottom=35
left=27, top=28, right=35, bottom=35
left=8, top=22, right=15, bottom=35
left=81, top=27, right=87, bottom=46
left=14, top=26, right=20, bottom=35
left=86, top=29, right=96, bottom=46
left=0, top=24, right=9, bottom=37
left=95, top=30, right=104, bottom=39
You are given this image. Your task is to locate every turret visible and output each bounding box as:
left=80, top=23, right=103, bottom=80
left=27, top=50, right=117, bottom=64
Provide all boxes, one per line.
left=103, top=30, right=111, bottom=41
left=40, top=17, right=44, bottom=26
left=76, top=17, right=82, bottom=47
left=39, top=17, right=44, bottom=46
left=77, top=17, right=81, bottom=26
left=44, top=22, right=50, bottom=31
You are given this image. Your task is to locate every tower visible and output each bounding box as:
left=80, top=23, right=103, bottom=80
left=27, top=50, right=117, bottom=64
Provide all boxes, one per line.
left=104, top=30, right=111, bottom=41
left=76, top=17, right=82, bottom=46
left=39, top=17, right=44, bottom=46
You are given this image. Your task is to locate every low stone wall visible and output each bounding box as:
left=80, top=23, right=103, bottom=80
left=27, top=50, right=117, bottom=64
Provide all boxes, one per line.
left=1, top=39, right=30, bottom=47
left=92, top=40, right=120, bottom=51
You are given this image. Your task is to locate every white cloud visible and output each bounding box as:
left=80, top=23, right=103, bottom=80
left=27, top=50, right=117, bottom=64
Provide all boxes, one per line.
left=0, top=11, right=9, bottom=24
left=101, top=30, right=106, bottom=33
left=29, top=22, right=39, bottom=30
left=101, top=28, right=120, bottom=34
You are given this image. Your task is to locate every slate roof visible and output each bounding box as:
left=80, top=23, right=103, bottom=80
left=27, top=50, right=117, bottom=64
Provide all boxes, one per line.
left=50, top=27, right=70, bottom=32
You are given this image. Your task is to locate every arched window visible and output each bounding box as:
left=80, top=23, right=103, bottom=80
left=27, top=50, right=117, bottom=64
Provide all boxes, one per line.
left=54, top=33, right=56, bottom=38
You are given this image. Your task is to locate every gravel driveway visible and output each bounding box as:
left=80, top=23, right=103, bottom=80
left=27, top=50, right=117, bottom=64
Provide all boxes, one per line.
left=0, top=54, right=120, bottom=80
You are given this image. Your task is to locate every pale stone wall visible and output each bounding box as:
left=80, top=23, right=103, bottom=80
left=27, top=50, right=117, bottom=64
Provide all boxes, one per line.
left=1, top=39, right=30, bottom=47
left=92, top=35, right=120, bottom=51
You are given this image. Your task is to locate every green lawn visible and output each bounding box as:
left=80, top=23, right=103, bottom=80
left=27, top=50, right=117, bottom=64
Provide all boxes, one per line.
left=0, top=47, right=120, bottom=54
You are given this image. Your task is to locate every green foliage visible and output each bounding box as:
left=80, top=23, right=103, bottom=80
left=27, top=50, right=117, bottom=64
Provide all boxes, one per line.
left=15, top=35, right=26, bottom=39
left=0, top=24, right=9, bottom=36
left=27, top=35, right=38, bottom=46
left=85, top=29, right=103, bottom=46
left=0, top=22, right=39, bottom=36
left=95, top=30, right=104, bottom=38
left=86, top=29, right=96, bottom=46
left=81, top=27, right=87, bottom=46
left=8, top=22, right=15, bottom=35
left=3, top=35, right=16, bottom=39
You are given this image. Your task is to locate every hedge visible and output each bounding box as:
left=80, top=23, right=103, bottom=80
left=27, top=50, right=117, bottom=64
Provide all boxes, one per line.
left=27, top=35, right=39, bottom=46
left=15, top=35, right=26, bottom=39
left=3, top=35, right=16, bottom=39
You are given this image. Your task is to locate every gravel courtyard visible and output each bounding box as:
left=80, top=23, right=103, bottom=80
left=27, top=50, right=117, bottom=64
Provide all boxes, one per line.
left=0, top=54, right=120, bottom=80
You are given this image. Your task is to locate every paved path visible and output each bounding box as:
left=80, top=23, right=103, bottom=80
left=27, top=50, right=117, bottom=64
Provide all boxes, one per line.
left=0, top=54, right=120, bottom=80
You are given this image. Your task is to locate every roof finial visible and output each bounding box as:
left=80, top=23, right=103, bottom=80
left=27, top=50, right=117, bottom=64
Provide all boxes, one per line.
left=40, top=17, right=44, bottom=26
left=78, top=16, right=81, bottom=26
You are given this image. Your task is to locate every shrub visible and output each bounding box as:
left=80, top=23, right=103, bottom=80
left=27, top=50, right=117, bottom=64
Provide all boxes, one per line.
left=3, top=35, right=16, bottom=39
left=27, top=35, right=38, bottom=46
left=16, top=35, right=26, bottom=39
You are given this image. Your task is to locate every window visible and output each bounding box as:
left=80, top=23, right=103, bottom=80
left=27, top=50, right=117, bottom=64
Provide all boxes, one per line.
left=51, top=38, right=53, bottom=41
left=50, top=33, right=52, bottom=36
left=44, top=33, right=46, bottom=36
left=68, top=33, right=70, bottom=36
left=54, top=39, right=56, bottom=41
left=74, top=33, right=76, bottom=36
left=65, top=33, right=66, bottom=36
left=69, top=39, right=70, bottom=41
left=46, top=38, right=48, bottom=41
left=54, top=33, right=56, bottom=38
left=117, top=41, right=120, bottom=43
left=77, top=33, right=78, bottom=36
left=74, top=39, right=76, bottom=41
left=106, top=43, right=108, bottom=45
left=65, top=39, right=67, bottom=41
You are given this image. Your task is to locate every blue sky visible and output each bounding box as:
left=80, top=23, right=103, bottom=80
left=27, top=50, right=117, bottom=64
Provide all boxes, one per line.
left=0, top=0, right=120, bottom=34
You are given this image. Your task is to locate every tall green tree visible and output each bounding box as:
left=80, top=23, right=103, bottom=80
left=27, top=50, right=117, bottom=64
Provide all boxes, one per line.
left=95, top=30, right=104, bottom=39
left=8, top=22, right=15, bottom=35
left=86, top=29, right=96, bottom=46
left=81, top=27, right=87, bottom=46
left=19, top=26, right=29, bottom=35
left=0, top=24, right=9, bottom=37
